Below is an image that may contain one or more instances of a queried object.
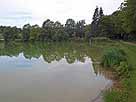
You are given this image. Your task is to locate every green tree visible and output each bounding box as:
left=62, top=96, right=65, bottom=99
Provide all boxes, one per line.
left=91, top=6, right=104, bottom=37
left=2, top=27, right=12, bottom=42
left=98, top=15, right=115, bottom=38
left=75, top=20, right=86, bottom=38
left=42, top=19, right=55, bottom=41
left=92, top=6, right=99, bottom=22
left=124, top=0, right=136, bottom=33
left=11, top=26, right=22, bottom=40
left=30, top=25, right=41, bottom=41
left=52, top=21, right=68, bottom=41
left=22, top=24, right=31, bottom=41
left=122, top=0, right=136, bottom=40
left=84, top=24, right=91, bottom=39
left=65, top=19, right=76, bottom=38
left=2, top=27, right=19, bottom=41
left=112, top=11, right=126, bottom=39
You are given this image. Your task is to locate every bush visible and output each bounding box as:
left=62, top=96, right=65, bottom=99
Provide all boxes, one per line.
left=101, top=48, right=126, bottom=67
left=114, top=62, right=130, bottom=78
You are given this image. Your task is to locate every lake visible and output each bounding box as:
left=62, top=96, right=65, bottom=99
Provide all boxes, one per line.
left=0, top=41, right=112, bottom=102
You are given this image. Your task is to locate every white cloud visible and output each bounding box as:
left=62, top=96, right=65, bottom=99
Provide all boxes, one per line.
left=0, top=0, right=123, bottom=27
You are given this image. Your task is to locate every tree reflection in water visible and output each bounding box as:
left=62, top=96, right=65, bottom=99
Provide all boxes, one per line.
left=0, top=41, right=108, bottom=75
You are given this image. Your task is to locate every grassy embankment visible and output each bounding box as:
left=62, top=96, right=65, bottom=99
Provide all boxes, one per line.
left=91, top=39, right=136, bottom=102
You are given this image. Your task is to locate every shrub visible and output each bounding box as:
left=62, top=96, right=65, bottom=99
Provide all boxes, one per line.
left=101, top=48, right=126, bottom=68
left=114, top=61, right=130, bottom=78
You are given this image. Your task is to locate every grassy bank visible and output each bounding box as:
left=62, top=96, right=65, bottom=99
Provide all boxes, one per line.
left=120, top=42, right=136, bottom=102
left=91, top=40, right=136, bottom=102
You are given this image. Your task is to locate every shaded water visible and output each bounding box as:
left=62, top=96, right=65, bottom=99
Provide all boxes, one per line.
left=0, top=42, right=112, bottom=102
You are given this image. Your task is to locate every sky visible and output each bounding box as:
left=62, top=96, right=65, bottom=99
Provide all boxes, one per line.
left=0, top=0, right=123, bottom=27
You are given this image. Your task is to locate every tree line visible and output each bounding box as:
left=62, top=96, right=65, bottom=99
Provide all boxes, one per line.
left=91, top=0, right=136, bottom=40
left=0, top=19, right=89, bottom=42
left=0, top=0, right=135, bottom=42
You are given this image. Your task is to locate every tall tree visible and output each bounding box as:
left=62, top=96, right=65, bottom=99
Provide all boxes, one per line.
left=65, top=19, right=76, bottom=38
left=42, top=19, right=54, bottom=29
left=42, top=19, right=55, bottom=41
left=123, top=0, right=136, bottom=34
left=98, top=15, right=115, bottom=38
left=76, top=20, right=86, bottom=38
left=22, top=24, right=31, bottom=41
left=99, top=7, right=104, bottom=18
left=92, top=6, right=99, bottom=22
left=91, top=6, right=104, bottom=37
left=52, top=21, right=67, bottom=41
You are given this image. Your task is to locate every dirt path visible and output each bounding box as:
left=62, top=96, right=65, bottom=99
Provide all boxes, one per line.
left=121, top=41, right=136, bottom=46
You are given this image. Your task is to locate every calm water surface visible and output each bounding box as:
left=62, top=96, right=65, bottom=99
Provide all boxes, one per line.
left=0, top=42, right=112, bottom=102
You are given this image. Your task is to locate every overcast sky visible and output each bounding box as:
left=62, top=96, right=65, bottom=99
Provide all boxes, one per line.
left=0, top=0, right=123, bottom=27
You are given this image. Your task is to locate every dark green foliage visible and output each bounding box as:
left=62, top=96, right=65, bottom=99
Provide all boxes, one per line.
left=75, top=20, right=85, bottom=38
left=98, top=15, right=115, bottom=38
left=91, top=6, right=105, bottom=37
left=91, top=1, right=136, bottom=41
left=97, top=10, right=126, bottom=39
left=22, top=24, right=31, bottom=42
left=2, top=26, right=21, bottom=42
left=101, top=48, right=126, bottom=67
left=115, top=61, right=130, bottom=78
left=65, top=19, right=76, bottom=38
left=92, top=6, right=99, bottom=21
left=2, top=27, right=13, bottom=41
left=91, top=6, right=101, bottom=37
left=30, top=25, right=41, bottom=41
left=123, top=0, right=136, bottom=33
left=84, top=24, right=91, bottom=39
left=0, top=19, right=89, bottom=42
left=42, top=19, right=55, bottom=41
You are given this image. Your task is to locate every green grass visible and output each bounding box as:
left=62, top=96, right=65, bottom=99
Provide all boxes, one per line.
left=120, top=42, right=136, bottom=102
left=92, top=40, right=136, bottom=102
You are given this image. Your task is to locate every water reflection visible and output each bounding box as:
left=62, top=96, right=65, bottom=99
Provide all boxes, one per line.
left=0, top=42, right=93, bottom=63
left=0, top=41, right=112, bottom=102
